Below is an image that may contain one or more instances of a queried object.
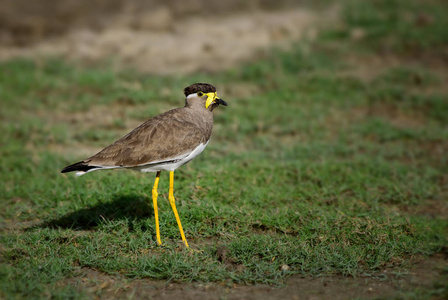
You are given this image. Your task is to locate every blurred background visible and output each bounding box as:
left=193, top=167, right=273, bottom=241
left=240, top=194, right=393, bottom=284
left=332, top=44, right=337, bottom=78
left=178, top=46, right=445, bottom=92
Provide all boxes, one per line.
left=0, top=0, right=324, bottom=74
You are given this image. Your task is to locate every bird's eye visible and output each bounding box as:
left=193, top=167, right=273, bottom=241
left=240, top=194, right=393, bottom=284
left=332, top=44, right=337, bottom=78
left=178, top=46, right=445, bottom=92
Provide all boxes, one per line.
left=197, top=91, right=204, bottom=97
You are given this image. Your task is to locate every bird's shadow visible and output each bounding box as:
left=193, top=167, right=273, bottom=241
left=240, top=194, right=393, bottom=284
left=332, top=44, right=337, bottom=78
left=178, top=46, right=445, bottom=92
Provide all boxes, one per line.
left=29, top=194, right=154, bottom=231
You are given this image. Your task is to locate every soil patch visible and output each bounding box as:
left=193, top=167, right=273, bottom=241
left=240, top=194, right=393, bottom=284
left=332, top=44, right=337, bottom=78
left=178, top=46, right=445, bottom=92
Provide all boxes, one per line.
left=0, top=1, right=330, bottom=74
left=65, top=253, right=447, bottom=299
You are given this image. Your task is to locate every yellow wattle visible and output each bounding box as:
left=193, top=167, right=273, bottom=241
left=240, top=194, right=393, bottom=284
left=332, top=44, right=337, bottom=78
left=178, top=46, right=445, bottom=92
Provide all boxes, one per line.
left=205, top=92, right=217, bottom=108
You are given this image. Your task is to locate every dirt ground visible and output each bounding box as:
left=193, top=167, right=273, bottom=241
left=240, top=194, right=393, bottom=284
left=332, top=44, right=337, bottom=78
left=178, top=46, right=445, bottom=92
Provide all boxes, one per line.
left=0, top=0, right=331, bottom=74
left=67, top=253, right=448, bottom=299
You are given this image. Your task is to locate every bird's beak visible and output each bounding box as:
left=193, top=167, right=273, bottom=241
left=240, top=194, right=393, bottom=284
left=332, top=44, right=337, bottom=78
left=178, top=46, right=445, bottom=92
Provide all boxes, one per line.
left=205, top=92, right=228, bottom=108
left=216, top=98, right=228, bottom=106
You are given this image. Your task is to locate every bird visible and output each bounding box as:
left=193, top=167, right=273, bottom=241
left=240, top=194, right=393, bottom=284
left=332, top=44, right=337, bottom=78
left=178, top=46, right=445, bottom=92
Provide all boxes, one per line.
left=61, top=83, right=227, bottom=248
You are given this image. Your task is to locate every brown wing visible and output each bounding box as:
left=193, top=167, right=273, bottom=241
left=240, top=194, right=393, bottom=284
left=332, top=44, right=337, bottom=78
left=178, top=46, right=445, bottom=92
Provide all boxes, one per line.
left=83, top=108, right=208, bottom=167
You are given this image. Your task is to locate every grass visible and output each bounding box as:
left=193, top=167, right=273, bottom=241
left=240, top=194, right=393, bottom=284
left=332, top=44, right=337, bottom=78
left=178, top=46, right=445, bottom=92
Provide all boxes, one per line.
left=1, top=0, right=448, bottom=298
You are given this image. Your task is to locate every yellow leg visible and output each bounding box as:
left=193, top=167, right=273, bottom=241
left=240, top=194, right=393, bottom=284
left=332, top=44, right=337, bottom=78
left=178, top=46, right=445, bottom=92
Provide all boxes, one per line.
left=152, top=171, right=162, bottom=246
left=169, top=171, right=189, bottom=248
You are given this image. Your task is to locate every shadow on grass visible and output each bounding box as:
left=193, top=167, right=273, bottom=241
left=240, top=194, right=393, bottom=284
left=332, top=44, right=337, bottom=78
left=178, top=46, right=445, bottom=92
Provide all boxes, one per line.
left=29, top=194, right=153, bottom=231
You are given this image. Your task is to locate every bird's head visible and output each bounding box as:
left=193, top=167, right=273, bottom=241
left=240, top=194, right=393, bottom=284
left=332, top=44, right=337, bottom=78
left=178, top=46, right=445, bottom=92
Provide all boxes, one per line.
left=184, top=83, right=228, bottom=110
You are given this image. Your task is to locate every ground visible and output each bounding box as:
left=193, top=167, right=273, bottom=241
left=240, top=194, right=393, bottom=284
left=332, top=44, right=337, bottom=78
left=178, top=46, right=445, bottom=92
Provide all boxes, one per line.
left=0, top=0, right=447, bottom=299
left=60, top=254, right=447, bottom=299
left=0, top=0, right=326, bottom=74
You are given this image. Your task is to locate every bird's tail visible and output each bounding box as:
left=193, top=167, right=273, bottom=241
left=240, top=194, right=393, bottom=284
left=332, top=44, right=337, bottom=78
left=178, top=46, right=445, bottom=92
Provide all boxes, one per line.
left=61, top=161, right=98, bottom=176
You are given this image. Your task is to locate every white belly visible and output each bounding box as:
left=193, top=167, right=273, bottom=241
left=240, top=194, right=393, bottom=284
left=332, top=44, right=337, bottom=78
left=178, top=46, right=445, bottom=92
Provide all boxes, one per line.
left=133, top=141, right=209, bottom=173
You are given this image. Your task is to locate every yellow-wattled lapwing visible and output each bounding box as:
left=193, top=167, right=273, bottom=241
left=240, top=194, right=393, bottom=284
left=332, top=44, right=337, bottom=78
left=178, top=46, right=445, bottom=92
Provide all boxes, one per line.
left=61, top=83, right=227, bottom=247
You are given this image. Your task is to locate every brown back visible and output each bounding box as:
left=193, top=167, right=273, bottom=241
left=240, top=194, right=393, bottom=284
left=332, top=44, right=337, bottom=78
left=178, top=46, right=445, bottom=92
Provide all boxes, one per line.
left=84, top=106, right=213, bottom=167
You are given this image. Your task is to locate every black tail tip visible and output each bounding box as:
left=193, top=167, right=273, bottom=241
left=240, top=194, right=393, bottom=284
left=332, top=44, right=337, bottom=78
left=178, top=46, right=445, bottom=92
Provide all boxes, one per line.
left=61, top=161, right=96, bottom=173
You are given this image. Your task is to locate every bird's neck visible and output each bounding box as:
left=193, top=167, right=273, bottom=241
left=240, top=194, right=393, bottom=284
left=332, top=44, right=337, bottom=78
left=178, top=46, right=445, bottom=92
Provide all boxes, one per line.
left=183, top=106, right=214, bottom=139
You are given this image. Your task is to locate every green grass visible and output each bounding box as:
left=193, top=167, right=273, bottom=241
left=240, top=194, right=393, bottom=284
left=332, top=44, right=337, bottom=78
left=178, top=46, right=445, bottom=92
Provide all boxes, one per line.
left=1, top=0, right=448, bottom=298
left=337, top=0, right=448, bottom=55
